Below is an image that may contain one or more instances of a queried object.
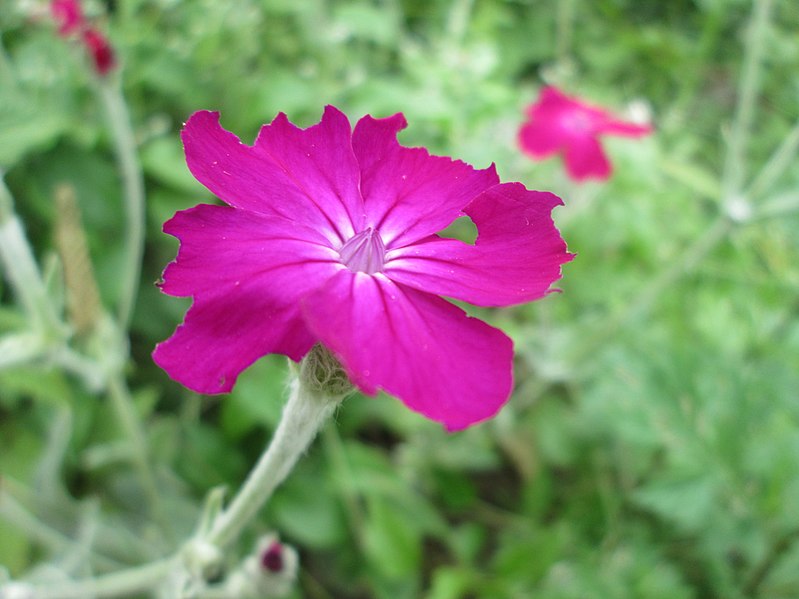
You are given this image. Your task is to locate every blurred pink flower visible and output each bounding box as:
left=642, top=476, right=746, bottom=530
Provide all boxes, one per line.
left=49, top=0, right=116, bottom=77
left=50, top=0, right=83, bottom=35
left=81, top=28, right=116, bottom=76
left=519, top=86, right=652, bottom=182
left=153, top=107, right=572, bottom=430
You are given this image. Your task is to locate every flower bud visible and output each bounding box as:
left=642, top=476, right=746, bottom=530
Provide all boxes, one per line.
left=260, top=541, right=284, bottom=573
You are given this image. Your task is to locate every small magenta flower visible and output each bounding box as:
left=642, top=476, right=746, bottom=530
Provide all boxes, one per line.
left=50, top=0, right=83, bottom=35
left=518, top=86, right=652, bottom=182
left=153, top=107, right=572, bottom=431
left=81, top=28, right=116, bottom=76
left=260, top=541, right=284, bottom=573
left=50, top=0, right=116, bottom=77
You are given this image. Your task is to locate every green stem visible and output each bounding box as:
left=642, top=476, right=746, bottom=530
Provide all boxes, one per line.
left=106, top=375, right=165, bottom=525
left=35, top=558, right=177, bottom=599
left=0, top=177, right=64, bottom=339
left=0, top=332, right=45, bottom=369
left=50, top=346, right=106, bottom=392
left=753, top=191, right=799, bottom=221
left=743, top=529, right=799, bottom=597
left=208, top=376, right=339, bottom=548
left=8, top=356, right=343, bottom=598
left=721, top=0, right=772, bottom=202
left=746, top=118, right=799, bottom=200
left=96, top=82, right=146, bottom=329
left=555, top=0, right=576, bottom=67
left=445, top=0, right=474, bottom=42
left=0, top=493, right=121, bottom=572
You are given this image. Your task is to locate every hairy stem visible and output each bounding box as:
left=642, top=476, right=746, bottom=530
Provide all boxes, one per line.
left=0, top=492, right=120, bottom=572
left=0, top=177, right=64, bottom=338
left=96, top=82, right=146, bottom=329
left=746, top=118, right=799, bottom=200
left=208, top=376, right=339, bottom=547
left=106, top=375, right=165, bottom=527
left=34, top=558, right=177, bottom=599
left=6, top=358, right=342, bottom=599
left=555, top=0, right=576, bottom=66
left=721, top=0, right=772, bottom=202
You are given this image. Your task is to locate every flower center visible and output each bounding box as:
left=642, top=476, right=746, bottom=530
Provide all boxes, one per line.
left=339, top=227, right=386, bottom=274
left=562, top=109, right=593, bottom=133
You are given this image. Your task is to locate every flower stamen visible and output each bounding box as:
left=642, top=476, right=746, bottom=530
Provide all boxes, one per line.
left=338, top=227, right=386, bottom=274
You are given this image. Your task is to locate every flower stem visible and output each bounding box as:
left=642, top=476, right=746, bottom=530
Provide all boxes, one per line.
left=0, top=176, right=64, bottom=339
left=3, top=350, right=348, bottom=598
left=556, top=0, right=576, bottom=67
left=208, top=375, right=340, bottom=548
left=34, top=558, right=178, bottom=599
left=746, top=118, right=799, bottom=200
left=721, top=0, right=772, bottom=202
left=106, top=374, right=165, bottom=527
left=96, top=81, right=146, bottom=329
left=0, top=492, right=121, bottom=572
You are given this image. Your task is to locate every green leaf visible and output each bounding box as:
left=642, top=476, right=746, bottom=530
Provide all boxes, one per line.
left=363, top=494, right=422, bottom=581
left=633, top=475, right=718, bottom=532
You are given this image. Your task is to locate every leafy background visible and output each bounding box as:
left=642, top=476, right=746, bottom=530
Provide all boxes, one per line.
left=1, top=0, right=798, bottom=598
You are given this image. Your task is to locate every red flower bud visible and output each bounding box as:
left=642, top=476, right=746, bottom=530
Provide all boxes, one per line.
left=81, top=28, right=116, bottom=76
left=260, top=541, right=284, bottom=573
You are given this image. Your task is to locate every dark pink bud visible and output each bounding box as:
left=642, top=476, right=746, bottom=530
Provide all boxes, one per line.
left=82, top=28, right=116, bottom=76
left=260, top=541, right=284, bottom=573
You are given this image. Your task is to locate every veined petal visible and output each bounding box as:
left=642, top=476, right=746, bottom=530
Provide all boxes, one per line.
left=154, top=204, right=342, bottom=393
left=159, top=204, right=341, bottom=299
left=385, top=183, right=572, bottom=306
left=182, top=107, right=362, bottom=245
left=302, top=271, right=514, bottom=431
left=153, top=283, right=316, bottom=394
left=352, top=113, right=499, bottom=250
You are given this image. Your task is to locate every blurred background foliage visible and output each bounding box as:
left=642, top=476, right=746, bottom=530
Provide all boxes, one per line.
left=1, top=0, right=798, bottom=598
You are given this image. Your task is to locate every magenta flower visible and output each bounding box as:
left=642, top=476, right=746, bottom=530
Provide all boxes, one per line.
left=518, top=86, right=652, bottom=182
left=81, top=27, right=116, bottom=76
left=153, top=107, right=572, bottom=431
left=51, top=0, right=83, bottom=36
left=50, top=0, right=116, bottom=77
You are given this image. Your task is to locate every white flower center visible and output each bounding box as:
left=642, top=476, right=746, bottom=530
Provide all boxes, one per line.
left=561, top=109, right=593, bottom=133
left=338, top=227, right=386, bottom=274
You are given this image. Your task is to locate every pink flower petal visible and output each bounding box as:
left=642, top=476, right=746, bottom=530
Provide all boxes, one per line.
left=598, top=118, right=653, bottom=138
left=81, top=28, right=115, bottom=76
left=563, top=136, right=612, bottom=181
left=352, top=113, right=499, bottom=250
left=385, top=183, right=572, bottom=306
left=182, top=107, right=361, bottom=246
left=302, top=271, right=514, bottom=431
left=255, top=106, right=364, bottom=235
left=518, top=120, right=564, bottom=158
left=51, top=0, right=84, bottom=36
left=530, top=86, right=572, bottom=115
left=153, top=204, right=341, bottom=393
left=153, top=284, right=316, bottom=394
left=159, top=204, right=339, bottom=298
